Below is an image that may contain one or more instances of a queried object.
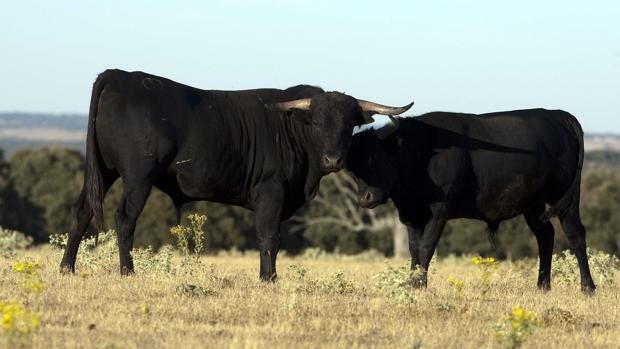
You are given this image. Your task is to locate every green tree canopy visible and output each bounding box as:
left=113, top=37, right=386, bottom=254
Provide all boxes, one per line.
left=9, top=148, right=82, bottom=241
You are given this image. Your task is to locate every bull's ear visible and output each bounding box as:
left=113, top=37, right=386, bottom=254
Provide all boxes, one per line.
left=288, top=110, right=312, bottom=124
left=374, top=115, right=400, bottom=139
left=361, top=111, right=376, bottom=124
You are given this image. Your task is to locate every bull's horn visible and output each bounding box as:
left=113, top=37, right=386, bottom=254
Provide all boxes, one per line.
left=265, top=98, right=312, bottom=112
left=375, top=115, right=400, bottom=139
left=358, top=100, right=414, bottom=116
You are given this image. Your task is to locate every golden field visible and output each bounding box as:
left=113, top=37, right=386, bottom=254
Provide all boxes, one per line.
left=1, top=245, right=619, bottom=349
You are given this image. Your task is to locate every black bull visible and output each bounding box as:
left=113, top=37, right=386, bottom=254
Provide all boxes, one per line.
left=59, top=69, right=413, bottom=280
left=346, top=109, right=596, bottom=292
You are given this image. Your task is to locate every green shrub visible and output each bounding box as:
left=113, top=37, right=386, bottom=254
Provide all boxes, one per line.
left=374, top=263, right=423, bottom=302
left=551, top=248, right=619, bottom=286
left=286, top=266, right=355, bottom=296
left=0, top=227, right=32, bottom=257
left=132, top=245, right=175, bottom=274
left=49, top=230, right=174, bottom=274
left=320, top=271, right=355, bottom=295
left=541, top=307, right=581, bottom=328
left=175, top=283, right=217, bottom=297
left=298, top=247, right=384, bottom=262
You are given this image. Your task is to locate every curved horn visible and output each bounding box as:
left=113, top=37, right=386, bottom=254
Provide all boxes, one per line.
left=358, top=100, right=414, bottom=116
left=375, top=115, right=400, bottom=139
left=265, top=98, right=312, bottom=112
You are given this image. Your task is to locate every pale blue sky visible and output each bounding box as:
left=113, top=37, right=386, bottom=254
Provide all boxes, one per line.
left=1, top=1, right=618, bottom=132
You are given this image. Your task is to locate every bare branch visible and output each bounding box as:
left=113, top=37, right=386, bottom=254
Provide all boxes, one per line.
left=291, top=171, right=401, bottom=242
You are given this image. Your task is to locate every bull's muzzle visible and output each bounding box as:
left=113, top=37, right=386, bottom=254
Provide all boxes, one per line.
left=322, top=155, right=344, bottom=172
left=359, top=190, right=379, bottom=208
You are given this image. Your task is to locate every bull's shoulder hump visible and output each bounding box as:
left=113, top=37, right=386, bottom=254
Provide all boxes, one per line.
left=411, top=112, right=475, bottom=126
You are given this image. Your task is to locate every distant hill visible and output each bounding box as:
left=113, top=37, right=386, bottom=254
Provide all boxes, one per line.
left=1, top=112, right=620, bottom=168
left=0, top=112, right=86, bottom=155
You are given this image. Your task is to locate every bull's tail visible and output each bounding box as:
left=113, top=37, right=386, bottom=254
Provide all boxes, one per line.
left=486, top=221, right=500, bottom=251
left=85, top=73, right=108, bottom=231
left=539, top=113, right=584, bottom=222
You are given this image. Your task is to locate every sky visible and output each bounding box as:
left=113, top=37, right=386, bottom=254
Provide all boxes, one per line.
left=1, top=1, right=619, bottom=133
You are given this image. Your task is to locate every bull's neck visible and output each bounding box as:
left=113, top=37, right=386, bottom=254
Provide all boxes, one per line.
left=389, top=133, right=416, bottom=203
left=278, top=115, right=324, bottom=198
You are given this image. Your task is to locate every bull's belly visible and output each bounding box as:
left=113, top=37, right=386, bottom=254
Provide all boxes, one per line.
left=473, top=174, right=544, bottom=221
left=173, top=167, right=250, bottom=206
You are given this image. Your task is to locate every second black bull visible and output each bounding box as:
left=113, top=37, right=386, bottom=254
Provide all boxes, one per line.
left=59, top=69, right=414, bottom=280
left=346, top=109, right=596, bottom=292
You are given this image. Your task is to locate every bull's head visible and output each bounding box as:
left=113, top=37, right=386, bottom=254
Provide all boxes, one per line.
left=266, top=93, right=413, bottom=173
left=346, top=116, right=403, bottom=208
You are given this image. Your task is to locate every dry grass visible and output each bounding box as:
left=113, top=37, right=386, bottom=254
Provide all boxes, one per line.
left=1, top=247, right=619, bottom=349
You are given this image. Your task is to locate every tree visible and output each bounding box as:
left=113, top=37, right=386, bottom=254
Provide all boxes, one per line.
left=439, top=170, right=620, bottom=258
left=292, top=172, right=401, bottom=255
left=102, top=182, right=258, bottom=250
left=580, top=170, right=620, bottom=255
left=9, top=148, right=82, bottom=241
left=0, top=148, right=29, bottom=230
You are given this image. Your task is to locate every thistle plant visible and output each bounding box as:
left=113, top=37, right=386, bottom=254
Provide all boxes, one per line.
left=11, top=259, right=46, bottom=294
left=287, top=264, right=308, bottom=280
left=11, top=260, right=41, bottom=276
left=0, top=299, right=41, bottom=347
left=471, top=256, right=498, bottom=297
left=188, top=213, right=207, bottom=255
left=169, top=213, right=208, bottom=256
left=494, top=305, right=539, bottom=349
left=447, top=275, right=464, bottom=293
left=169, top=213, right=208, bottom=276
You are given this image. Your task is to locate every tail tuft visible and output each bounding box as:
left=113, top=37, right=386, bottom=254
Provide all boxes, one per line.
left=486, top=221, right=500, bottom=250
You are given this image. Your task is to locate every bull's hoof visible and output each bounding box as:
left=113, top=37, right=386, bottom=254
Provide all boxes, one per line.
left=411, top=278, right=427, bottom=289
left=581, top=284, right=596, bottom=295
left=537, top=282, right=551, bottom=292
left=259, top=272, right=278, bottom=283
left=59, top=264, right=75, bottom=274
left=120, top=266, right=135, bottom=276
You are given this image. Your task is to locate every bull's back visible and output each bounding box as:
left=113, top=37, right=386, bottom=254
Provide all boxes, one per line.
left=415, top=109, right=580, bottom=220
left=93, top=70, right=256, bottom=204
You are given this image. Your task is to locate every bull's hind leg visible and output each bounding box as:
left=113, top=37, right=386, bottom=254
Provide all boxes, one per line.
left=60, top=174, right=116, bottom=273
left=524, top=204, right=555, bottom=290
left=60, top=187, right=92, bottom=273
left=558, top=201, right=596, bottom=293
left=115, top=179, right=152, bottom=275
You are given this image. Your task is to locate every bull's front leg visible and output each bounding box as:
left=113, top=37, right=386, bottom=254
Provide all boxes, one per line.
left=405, top=223, right=423, bottom=270
left=416, top=214, right=447, bottom=288
left=253, top=185, right=283, bottom=282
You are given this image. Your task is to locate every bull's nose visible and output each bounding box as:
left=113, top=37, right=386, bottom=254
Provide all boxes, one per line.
left=322, top=155, right=343, bottom=170
left=359, top=191, right=374, bottom=207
